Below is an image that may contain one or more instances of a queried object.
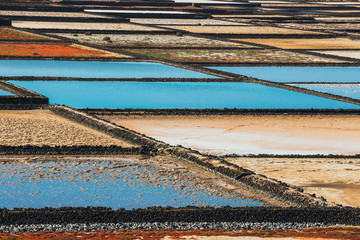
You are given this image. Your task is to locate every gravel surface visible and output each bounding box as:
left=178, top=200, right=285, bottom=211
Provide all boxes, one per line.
left=0, top=222, right=343, bottom=233
left=158, top=25, right=324, bottom=35
left=58, top=33, right=252, bottom=48
left=130, top=18, right=244, bottom=25
left=12, top=21, right=167, bottom=31
left=0, top=11, right=112, bottom=18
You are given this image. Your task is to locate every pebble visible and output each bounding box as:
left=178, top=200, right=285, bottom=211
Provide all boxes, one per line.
left=0, top=222, right=345, bottom=233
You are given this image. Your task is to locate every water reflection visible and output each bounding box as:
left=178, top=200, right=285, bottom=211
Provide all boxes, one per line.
left=0, top=157, right=262, bottom=209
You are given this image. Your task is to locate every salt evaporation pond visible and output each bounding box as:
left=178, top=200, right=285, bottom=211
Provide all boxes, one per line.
left=0, top=89, right=13, bottom=96
left=0, top=158, right=262, bottom=209
left=209, top=66, right=360, bottom=83
left=9, top=81, right=360, bottom=109
left=294, top=84, right=360, bottom=100
left=0, top=60, right=214, bottom=78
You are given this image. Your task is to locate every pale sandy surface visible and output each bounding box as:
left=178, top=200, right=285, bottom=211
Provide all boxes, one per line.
left=158, top=25, right=322, bottom=35
left=234, top=38, right=360, bottom=49
left=227, top=157, right=360, bottom=207
left=225, top=15, right=291, bottom=18
left=57, top=33, right=252, bottom=48
left=12, top=21, right=167, bottom=31
left=277, top=23, right=360, bottom=31
left=315, top=17, right=360, bottom=22
left=0, top=110, right=135, bottom=147
left=0, top=11, right=112, bottom=18
left=312, top=50, right=360, bottom=59
left=99, top=115, right=360, bottom=155
left=164, top=237, right=332, bottom=240
left=130, top=18, right=243, bottom=25
left=214, top=14, right=289, bottom=17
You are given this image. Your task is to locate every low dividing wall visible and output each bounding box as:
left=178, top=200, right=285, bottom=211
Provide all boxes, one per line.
left=0, top=80, right=49, bottom=104
left=0, top=104, right=46, bottom=110
left=48, top=105, right=167, bottom=152
left=0, top=17, right=11, bottom=26
left=0, top=206, right=359, bottom=225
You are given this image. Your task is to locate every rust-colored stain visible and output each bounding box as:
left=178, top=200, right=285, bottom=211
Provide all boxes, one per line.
left=0, top=227, right=359, bottom=240
left=0, top=28, right=49, bottom=40
left=0, top=43, right=113, bottom=57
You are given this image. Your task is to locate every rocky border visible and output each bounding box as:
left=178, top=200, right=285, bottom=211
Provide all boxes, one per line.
left=0, top=206, right=358, bottom=226
left=0, top=80, right=48, bottom=104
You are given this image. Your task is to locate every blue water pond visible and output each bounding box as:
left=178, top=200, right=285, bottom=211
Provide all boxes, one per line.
left=0, top=60, right=215, bottom=78
left=294, top=84, right=360, bottom=100
left=0, top=159, right=263, bottom=209
left=0, top=89, right=13, bottom=96
left=8, top=81, right=360, bottom=109
left=209, top=66, right=360, bottom=83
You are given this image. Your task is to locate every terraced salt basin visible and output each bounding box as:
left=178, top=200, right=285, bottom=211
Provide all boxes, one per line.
left=0, top=157, right=263, bottom=209
left=8, top=81, right=360, bottom=109
left=209, top=66, right=360, bottom=83
left=0, top=60, right=214, bottom=78
left=294, top=84, right=360, bottom=100
left=0, top=89, right=13, bottom=96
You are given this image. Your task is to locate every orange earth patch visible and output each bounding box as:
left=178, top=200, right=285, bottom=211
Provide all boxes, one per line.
left=0, top=28, right=49, bottom=40
left=0, top=227, right=359, bottom=240
left=0, top=43, right=116, bottom=57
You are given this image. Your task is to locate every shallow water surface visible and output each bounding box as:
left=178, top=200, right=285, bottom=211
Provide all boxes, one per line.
left=294, top=84, right=360, bottom=100
left=0, top=89, right=13, bottom=96
left=209, top=66, right=360, bottom=83
left=0, top=158, right=262, bottom=209
left=8, top=81, right=360, bottom=109
left=0, top=60, right=214, bottom=78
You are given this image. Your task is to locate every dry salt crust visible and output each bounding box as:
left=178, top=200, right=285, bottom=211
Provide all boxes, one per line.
left=57, top=33, right=252, bottom=48
left=227, top=157, right=360, bottom=208
left=315, top=1, right=360, bottom=5
left=234, top=38, right=360, bottom=49
left=213, top=15, right=290, bottom=18
left=312, top=50, right=360, bottom=59
left=159, top=25, right=323, bottom=35
left=261, top=3, right=326, bottom=7
left=277, top=23, right=360, bottom=31
left=99, top=115, right=360, bottom=156
left=125, top=49, right=341, bottom=63
left=164, top=237, right=332, bottom=240
left=130, top=18, right=244, bottom=25
left=318, top=10, right=360, bottom=13
left=315, top=17, right=360, bottom=22
left=0, top=110, right=135, bottom=147
left=12, top=21, right=167, bottom=31
left=0, top=11, right=112, bottom=18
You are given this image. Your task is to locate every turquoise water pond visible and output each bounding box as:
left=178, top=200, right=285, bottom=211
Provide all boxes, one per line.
left=0, top=89, right=13, bottom=96
left=8, top=81, right=360, bottom=109
left=295, top=84, right=360, bottom=100
left=0, top=60, right=215, bottom=78
left=0, top=159, right=263, bottom=209
left=209, top=66, right=360, bottom=83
